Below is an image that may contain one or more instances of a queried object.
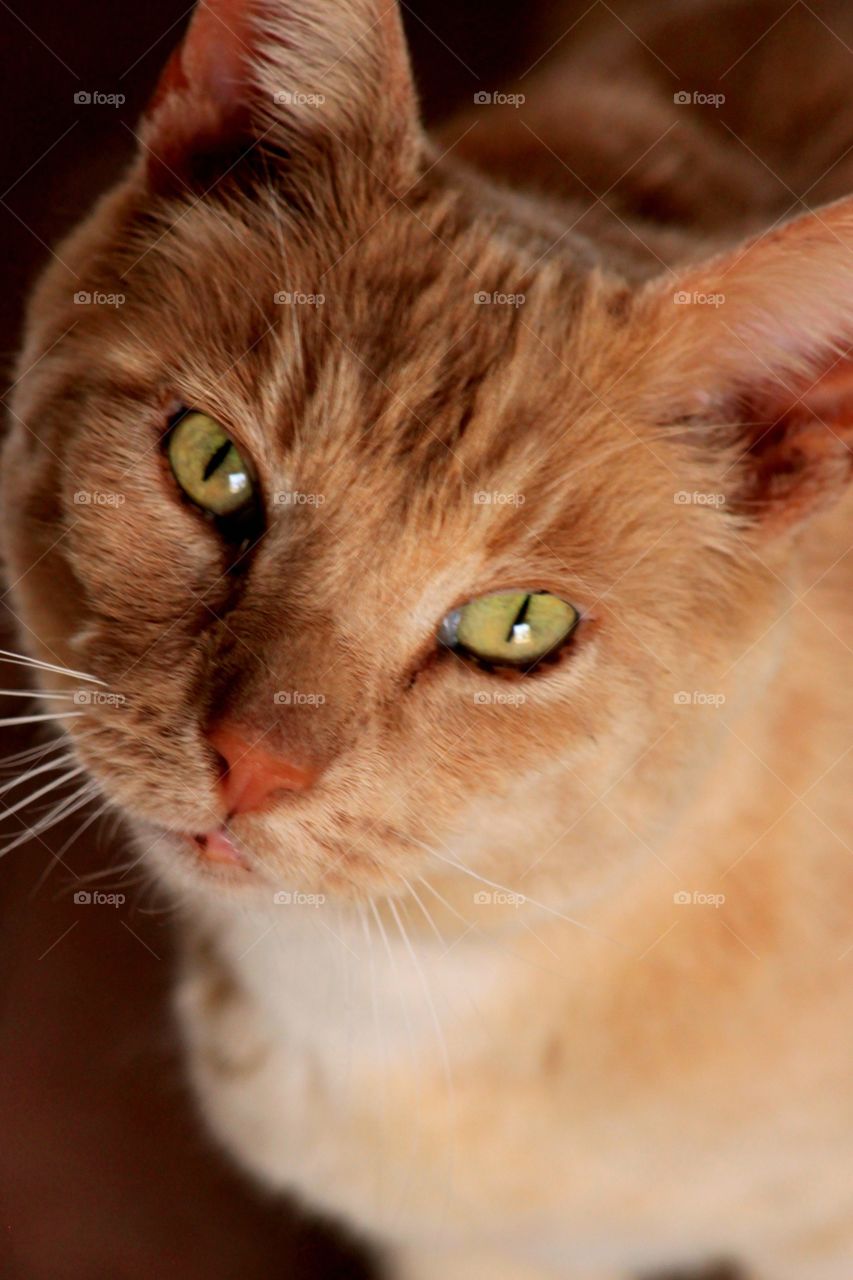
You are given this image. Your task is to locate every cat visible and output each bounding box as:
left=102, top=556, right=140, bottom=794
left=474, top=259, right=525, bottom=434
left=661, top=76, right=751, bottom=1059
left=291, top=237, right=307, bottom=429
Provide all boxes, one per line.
left=2, top=1, right=852, bottom=1278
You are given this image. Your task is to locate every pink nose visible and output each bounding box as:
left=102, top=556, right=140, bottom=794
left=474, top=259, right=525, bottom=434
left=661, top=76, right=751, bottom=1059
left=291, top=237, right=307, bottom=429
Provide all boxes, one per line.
left=208, top=724, right=319, bottom=816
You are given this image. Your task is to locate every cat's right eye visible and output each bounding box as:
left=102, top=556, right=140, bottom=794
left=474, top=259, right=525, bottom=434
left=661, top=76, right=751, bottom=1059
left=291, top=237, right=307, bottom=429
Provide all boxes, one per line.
left=167, top=411, right=257, bottom=519
left=439, top=590, right=580, bottom=670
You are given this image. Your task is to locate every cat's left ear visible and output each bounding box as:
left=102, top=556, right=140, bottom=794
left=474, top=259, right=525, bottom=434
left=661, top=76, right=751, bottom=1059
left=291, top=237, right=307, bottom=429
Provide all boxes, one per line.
left=140, top=0, right=421, bottom=193
left=641, top=197, right=853, bottom=535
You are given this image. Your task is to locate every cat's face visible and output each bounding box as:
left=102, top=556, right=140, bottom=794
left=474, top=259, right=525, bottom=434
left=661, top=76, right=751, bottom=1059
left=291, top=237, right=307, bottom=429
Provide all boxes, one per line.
left=3, top=0, right=852, bottom=910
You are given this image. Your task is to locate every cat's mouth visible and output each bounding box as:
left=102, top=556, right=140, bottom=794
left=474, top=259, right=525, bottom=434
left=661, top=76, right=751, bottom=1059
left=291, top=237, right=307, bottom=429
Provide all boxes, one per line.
left=190, top=827, right=252, bottom=870
left=169, top=825, right=259, bottom=882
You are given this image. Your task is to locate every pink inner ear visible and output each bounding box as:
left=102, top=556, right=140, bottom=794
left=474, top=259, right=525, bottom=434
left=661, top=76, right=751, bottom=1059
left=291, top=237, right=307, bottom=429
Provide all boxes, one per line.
left=796, top=360, right=853, bottom=431
left=150, top=1, right=254, bottom=111
left=143, top=0, right=259, bottom=185
left=734, top=357, right=853, bottom=530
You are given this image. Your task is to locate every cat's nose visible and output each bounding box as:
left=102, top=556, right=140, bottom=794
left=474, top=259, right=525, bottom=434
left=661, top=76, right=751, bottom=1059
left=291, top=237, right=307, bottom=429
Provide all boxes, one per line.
left=208, top=724, right=319, bottom=816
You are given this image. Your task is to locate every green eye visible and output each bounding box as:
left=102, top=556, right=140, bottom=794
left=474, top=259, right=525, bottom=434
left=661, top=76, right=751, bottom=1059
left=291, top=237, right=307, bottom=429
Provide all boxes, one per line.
left=167, top=411, right=256, bottom=518
left=439, top=590, right=580, bottom=669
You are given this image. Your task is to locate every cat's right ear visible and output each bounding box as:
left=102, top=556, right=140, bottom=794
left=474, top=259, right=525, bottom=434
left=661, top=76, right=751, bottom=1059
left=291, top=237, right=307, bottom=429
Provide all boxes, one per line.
left=139, top=0, right=421, bottom=194
left=639, top=197, right=853, bottom=537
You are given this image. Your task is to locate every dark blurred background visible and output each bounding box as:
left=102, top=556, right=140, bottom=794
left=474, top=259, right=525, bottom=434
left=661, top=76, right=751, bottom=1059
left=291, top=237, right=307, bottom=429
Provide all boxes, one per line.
left=0, top=2, right=537, bottom=1277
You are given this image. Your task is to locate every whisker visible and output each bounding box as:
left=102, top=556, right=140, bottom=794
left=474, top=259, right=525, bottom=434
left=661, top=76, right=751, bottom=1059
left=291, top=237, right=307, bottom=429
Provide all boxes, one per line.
left=387, top=891, right=458, bottom=1230
left=0, top=763, right=86, bottom=823
left=0, top=781, right=100, bottom=859
left=357, top=901, right=392, bottom=1208
left=422, top=844, right=625, bottom=950
left=0, top=649, right=106, bottom=685
left=30, top=795, right=114, bottom=898
left=0, top=751, right=78, bottom=798
left=73, top=856, right=141, bottom=886
left=415, top=872, right=473, bottom=931
left=46, top=791, right=115, bottom=865
left=0, top=712, right=85, bottom=728
left=0, top=733, right=72, bottom=773
left=387, top=894, right=454, bottom=1094
left=400, top=874, right=447, bottom=946
left=0, top=688, right=75, bottom=699
left=367, top=897, right=424, bottom=1227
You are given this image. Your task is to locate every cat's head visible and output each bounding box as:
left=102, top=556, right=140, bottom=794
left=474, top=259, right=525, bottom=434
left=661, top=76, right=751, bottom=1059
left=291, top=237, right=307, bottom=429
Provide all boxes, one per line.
left=4, top=0, right=853, bottom=913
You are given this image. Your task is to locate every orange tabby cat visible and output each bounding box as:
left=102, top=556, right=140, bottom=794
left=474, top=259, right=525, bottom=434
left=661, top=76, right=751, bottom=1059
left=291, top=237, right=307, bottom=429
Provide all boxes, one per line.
left=2, top=1, right=852, bottom=1277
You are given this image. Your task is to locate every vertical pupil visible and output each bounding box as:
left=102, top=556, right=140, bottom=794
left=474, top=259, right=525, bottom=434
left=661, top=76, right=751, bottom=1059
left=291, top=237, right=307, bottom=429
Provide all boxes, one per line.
left=505, top=594, right=532, bottom=643
left=203, top=439, right=233, bottom=481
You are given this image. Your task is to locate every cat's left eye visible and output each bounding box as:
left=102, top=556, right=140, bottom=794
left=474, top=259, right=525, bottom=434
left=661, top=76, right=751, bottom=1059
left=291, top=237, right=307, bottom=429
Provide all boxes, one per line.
left=167, top=411, right=257, bottom=519
left=439, top=590, right=580, bottom=670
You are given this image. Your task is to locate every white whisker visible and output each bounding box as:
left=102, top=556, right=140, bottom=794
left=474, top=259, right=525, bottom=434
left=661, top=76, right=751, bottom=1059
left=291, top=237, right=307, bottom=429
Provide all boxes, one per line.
left=0, top=763, right=86, bottom=823
left=0, top=649, right=106, bottom=685
left=400, top=874, right=447, bottom=946
left=387, top=894, right=454, bottom=1097
left=0, top=712, right=85, bottom=728
left=423, top=845, right=626, bottom=950
left=0, top=733, right=71, bottom=773
left=0, top=688, right=75, bottom=699
left=0, top=781, right=100, bottom=859
left=31, top=796, right=115, bottom=898
left=56, top=795, right=115, bottom=861
left=415, top=872, right=474, bottom=931
left=367, top=896, right=425, bottom=1228
left=0, top=751, right=77, bottom=798
left=388, top=889, right=459, bottom=1230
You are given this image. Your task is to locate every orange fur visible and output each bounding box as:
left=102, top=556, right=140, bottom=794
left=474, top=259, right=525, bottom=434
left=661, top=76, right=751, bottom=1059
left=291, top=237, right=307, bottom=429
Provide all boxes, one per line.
left=2, top=2, right=852, bottom=1278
